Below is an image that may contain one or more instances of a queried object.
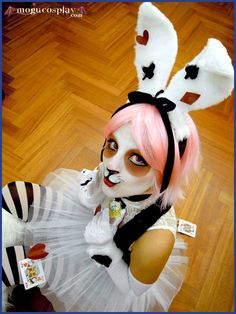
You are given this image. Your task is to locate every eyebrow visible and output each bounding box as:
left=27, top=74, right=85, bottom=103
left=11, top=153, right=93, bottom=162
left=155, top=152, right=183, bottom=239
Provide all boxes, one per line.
left=108, top=133, right=117, bottom=141
left=108, top=133, right=142, bottom=153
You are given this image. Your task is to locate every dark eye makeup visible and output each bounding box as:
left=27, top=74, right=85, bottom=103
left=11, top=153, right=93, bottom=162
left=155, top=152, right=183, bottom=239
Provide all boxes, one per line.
left=128, top=154, right=147, bottom=167
left=107, top=139, right=118, bottom=152
left=105, top=137, right=149, bottom=169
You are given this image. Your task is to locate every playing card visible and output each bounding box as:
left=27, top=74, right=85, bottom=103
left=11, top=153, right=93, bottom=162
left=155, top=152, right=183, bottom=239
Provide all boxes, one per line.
left=18, top=258, right=46, bottom=290
left=177, top=219, right=197, bottom=238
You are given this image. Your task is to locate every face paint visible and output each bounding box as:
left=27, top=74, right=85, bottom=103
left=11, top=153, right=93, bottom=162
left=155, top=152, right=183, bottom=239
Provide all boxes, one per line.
left=101, top=123, right=156, bottom=198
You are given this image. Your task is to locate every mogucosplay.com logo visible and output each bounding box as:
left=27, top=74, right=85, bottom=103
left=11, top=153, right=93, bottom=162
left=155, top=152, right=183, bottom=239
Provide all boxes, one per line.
left=4, top=5, right=87, bottom=19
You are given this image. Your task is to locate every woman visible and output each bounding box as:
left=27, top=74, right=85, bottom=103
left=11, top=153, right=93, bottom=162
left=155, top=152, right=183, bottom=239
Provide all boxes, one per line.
left=2, top=94, right=199, bottom=311
left=2, top=3, right=233, bottom=312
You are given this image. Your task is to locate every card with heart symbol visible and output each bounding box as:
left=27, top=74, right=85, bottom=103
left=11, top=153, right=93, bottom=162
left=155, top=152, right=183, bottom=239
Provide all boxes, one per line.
left=18, top=258, right=46, bottom=290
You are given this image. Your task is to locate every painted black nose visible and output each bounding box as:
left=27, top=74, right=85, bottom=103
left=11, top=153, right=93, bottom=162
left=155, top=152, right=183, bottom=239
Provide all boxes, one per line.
left=107, top=168, right=119, bottom=176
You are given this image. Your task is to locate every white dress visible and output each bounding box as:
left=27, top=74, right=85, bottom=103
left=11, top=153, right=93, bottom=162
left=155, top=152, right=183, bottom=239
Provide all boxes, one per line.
left=24, top=167, right=188, bottom=312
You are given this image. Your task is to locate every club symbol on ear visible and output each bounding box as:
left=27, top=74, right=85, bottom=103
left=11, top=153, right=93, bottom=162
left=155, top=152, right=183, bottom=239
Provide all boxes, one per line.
left=142, top=62, right=155, bottom=80
left=184, top=65, right=199, bottom=80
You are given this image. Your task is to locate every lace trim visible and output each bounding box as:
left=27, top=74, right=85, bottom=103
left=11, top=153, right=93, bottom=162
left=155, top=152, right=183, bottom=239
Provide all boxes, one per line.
left=148, top=207, right=177, bottom=236
left=120, top=195, right=157, bottom=226
left=120, top=198, right=177, bottom=236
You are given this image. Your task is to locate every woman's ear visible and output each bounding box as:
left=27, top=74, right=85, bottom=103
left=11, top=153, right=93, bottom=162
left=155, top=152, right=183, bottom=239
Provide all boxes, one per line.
left=134, top=2, right=178, bottom=96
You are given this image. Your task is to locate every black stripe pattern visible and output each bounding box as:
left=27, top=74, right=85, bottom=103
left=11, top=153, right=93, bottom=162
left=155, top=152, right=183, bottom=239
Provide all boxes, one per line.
left=8, top=182, right=24, bottom=219
left=2, top=246, right=27, bottom=286
left=2, top=181, right=35, bottom=221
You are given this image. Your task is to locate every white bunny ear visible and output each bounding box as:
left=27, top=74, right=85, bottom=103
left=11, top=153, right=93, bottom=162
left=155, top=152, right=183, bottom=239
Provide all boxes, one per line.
left=135, top=2, right=178, bottom=96
left=163, top=38, right=234, bottom=140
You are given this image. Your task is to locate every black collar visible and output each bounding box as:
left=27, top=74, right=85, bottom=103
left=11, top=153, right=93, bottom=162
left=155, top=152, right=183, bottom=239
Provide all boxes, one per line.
left=124, top=194, right=151, bottom=202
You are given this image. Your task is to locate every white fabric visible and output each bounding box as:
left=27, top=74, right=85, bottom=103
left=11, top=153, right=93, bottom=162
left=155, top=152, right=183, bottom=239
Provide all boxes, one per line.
left=84, top=207, right=125, bottom=245
left=135, top=4, right=234, bottom=142
left=119, top=199, right=177, bottom=239
left=23, top=168, right=188, bottom=312
left=2, top=185, right=18, bottom=218
left=78, top=166, right=105, bottom=209
left=148, top=206, right=177, bottom=238
left=87, top=241, right=123, bottom=266
left=2, top=210, right=26, bottom=248
left=84, top=206, right=151, bottom=296
left=135, top=2, right=178, bottom=95
left=165, top=38, right=234, bottom=114
left=107, top=253, right=152, bottom=297
left=164, top=38, right=234, bottom=140
left=129, top=268, right=152, bottom=296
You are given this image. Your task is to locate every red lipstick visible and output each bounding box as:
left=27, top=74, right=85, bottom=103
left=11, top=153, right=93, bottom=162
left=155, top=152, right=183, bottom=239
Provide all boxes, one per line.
left=104, top=178, right=116, bottom=187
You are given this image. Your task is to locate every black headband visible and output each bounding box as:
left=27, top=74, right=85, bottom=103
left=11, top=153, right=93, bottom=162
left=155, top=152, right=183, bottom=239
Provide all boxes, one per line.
left=101, top=91, right=187, bottom=193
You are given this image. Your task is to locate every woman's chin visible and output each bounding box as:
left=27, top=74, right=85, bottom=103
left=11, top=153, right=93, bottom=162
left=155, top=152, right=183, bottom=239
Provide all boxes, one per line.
left=101, top=182, right=131, bottom=198
left=101, top=182, right=142, bottom=199
left=102, top=182, right=120, bottom=198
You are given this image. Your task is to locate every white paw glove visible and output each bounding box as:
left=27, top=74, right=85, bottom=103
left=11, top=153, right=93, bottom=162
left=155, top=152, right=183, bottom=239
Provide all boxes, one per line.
left=87, top=241, right=123, bottom=266
left=78, top=165, right=105, bottom=208
left=85, top=207, right=152, bottom=296
left=84, top=207, right=126, bottom=245
left=87, top=239, right=152, bottom=296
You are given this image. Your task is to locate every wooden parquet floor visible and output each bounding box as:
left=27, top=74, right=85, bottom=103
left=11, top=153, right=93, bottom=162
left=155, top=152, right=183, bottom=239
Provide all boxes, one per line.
left=2, top=2, right=234, bottom=312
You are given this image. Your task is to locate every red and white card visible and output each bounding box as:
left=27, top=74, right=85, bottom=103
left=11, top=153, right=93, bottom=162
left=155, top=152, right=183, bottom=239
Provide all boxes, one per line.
left=18, top=258, right=46, bottom=290
left=177, top=219, right=197, bottom=238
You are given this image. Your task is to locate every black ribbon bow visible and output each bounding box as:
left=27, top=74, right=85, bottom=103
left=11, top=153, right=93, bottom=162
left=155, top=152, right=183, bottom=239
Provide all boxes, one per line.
left=112, top=91, right=176, bottom=117
left=128, top=91, right=176, bottom=112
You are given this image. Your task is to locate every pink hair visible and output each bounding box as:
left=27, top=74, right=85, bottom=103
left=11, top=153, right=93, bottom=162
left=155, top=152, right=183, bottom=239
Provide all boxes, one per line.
left=104, top=104, right=200, bottom=207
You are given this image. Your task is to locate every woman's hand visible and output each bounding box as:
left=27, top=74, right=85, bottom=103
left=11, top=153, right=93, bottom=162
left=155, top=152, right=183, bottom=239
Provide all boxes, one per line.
left=78, top=167, right=106, bottom=209
left=84, top=207, right=125, bottom=245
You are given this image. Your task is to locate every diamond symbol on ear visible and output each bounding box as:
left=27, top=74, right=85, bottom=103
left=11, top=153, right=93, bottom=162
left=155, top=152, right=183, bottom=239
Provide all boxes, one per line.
left=180, top=92, right=201, bottom=105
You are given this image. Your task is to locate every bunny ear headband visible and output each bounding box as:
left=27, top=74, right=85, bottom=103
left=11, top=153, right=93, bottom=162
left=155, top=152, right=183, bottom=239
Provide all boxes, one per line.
left=110, top=2, right=234, bottom=193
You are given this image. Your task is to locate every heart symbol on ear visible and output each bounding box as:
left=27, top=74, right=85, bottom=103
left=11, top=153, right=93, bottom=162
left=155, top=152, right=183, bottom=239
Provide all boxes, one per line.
left=136, top=30, right=149, bottom=46
left=28, top=243, right=49, bottom=260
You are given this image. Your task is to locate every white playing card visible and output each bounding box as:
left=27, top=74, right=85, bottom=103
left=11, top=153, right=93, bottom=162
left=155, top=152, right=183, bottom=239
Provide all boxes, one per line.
left=177, top=219, right=197, bottom=238
left=18, top=258, right=46, bottom=290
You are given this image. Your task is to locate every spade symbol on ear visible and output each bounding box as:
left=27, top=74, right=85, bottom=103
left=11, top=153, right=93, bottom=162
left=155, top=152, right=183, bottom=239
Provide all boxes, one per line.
left=142, top=62, right=155, bottom=80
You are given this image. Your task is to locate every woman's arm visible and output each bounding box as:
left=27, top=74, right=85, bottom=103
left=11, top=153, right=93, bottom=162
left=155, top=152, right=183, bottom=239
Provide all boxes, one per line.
left=105, top=229, right=175, bottom=296
left=85, top=209, right=175, bottom=296
left=130, top=229, right=175, bottom=284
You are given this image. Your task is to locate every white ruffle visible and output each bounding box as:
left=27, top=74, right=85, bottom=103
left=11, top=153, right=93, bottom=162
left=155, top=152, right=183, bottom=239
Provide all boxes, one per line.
left=24, top=168, right=188, bottom=312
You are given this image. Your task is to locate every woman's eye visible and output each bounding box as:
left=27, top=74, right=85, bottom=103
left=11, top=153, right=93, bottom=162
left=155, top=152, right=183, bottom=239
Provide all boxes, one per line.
left=128, top=154, right=147, bottom=166
left=107, top=140, right=118, bottom=152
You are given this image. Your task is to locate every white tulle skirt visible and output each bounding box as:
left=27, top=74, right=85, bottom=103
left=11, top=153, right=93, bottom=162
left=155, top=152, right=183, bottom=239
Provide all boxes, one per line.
left=24, top=169, right=188, bottom=312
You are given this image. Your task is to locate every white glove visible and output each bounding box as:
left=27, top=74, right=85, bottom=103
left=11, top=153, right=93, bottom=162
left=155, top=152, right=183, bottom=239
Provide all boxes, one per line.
left=87, top=241, right=123, bottom=265
left=85, top=208, right=152, bottom=296
left=84, top=207, right=126, bottom=245
left=87, top=241, right=152, bottom=296
left=78, top=166, right=105, bottom=208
